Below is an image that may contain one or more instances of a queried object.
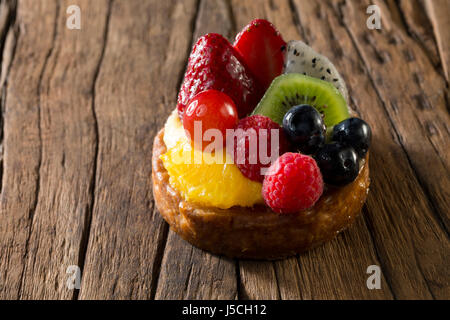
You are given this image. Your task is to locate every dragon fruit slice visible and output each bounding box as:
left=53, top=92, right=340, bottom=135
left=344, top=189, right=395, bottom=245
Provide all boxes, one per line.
left=284, top=40, right=349, bottom=102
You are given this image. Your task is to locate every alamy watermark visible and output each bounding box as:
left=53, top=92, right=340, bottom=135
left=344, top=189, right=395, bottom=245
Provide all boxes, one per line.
left=366, top=5, right=381, bottom=30
left=66, top=265, right=81, bottom=290
left=366, top=265, right=382, bottom=289
left=64, top=4, right=381, bottom=35
left=66, top=5, right=81, bottom=30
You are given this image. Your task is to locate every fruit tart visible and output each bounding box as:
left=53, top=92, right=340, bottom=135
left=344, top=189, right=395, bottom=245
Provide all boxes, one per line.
left=152, top=19, right=372, bottom=259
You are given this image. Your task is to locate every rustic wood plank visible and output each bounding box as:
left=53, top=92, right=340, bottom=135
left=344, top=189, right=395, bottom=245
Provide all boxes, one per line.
left=193, top=0, right=235, bottom=40
left=0, top=0, right=112, bottom=299
left=78, top=0, right=199, bottom=299
left=154, top=0, right=238, bottom=300
left=238, top=260, right=280, bottom=300
left=272, top=257, right=303, bottom=299
left=382, top=0, right=442, bottom=74
left=347, top=0, right=450, bottom=231
left=0, top=0, right=56, bottom=300
left=299, top=0, right=449, bottom=299
left=294, top=218, right=394, bottom=299
left=18, top=0, right=111, bottom=300
left=155, top=231, right=237, bottom=299
left=231, top=0, right=394, bottom=300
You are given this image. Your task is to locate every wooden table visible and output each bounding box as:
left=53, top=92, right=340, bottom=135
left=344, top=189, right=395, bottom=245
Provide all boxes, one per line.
left=0, top=0, right=448, bottom=300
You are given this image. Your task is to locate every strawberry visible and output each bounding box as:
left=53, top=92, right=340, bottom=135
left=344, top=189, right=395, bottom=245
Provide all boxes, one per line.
left=177, top=33, right=263, bottom=119
left=234, top=19, right=286, bottom=90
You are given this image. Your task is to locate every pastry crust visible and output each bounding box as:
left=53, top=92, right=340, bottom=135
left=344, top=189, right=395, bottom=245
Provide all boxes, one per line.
left=152, top=129, right=370, bottom=259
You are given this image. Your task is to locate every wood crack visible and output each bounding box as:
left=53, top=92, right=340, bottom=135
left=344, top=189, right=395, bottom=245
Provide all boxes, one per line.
left=183, top=252, right=195, bottom=295
left=74, top=0, right=113, bottom=300
left=0, top=89, right=4, bottom=193
left=17, top=0, right=60, bottom=299
left=235, top=260, right=241, bottom=300
left=361, top=207, right=397, bottom=299
left=411, top=242, right=436, bottom=299
left=0, top=0, right=16, bottom=75
left=272, top=261, right=282, bottom=300
left=148, top=216, right=169, bottom=300
left=0, top=0, right=17, bottom=195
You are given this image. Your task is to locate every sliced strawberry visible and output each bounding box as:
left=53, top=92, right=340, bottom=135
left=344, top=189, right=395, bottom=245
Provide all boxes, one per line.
left=234, top=19, right=286, bottom=90
left=177, top=33, right=263, bottom=119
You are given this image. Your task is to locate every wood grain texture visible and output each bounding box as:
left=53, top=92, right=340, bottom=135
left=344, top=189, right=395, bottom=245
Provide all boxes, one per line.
left=346, top=0, right=449, bottom=231
left=77, top=0, right=199, bottom=300
left=16, top=0, right=112, bottom=299
left=0, top=0, right=448, bottom=300
left=0, top=0, right=60, bottom=299
left=155, top=231, right=237, bottom=299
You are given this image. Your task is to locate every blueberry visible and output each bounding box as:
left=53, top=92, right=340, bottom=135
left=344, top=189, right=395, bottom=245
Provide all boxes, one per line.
left=332, top=118, right=372, bottom=158
left=282, top=105, right=326, bottom=154
left=314, top=143, right=359, bottom=186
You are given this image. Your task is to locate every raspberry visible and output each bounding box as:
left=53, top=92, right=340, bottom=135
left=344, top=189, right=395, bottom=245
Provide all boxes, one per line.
left=231, top=115, right=289, bottom=182
left=262, top=152, right=324, bottom=214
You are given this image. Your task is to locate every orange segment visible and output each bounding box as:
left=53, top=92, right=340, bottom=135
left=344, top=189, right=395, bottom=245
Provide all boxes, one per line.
left=160, top=111, right=263, bottom=209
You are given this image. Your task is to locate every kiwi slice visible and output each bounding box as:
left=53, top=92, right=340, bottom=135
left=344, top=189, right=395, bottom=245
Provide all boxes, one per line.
left=251, top=73, right=349, bottom=128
